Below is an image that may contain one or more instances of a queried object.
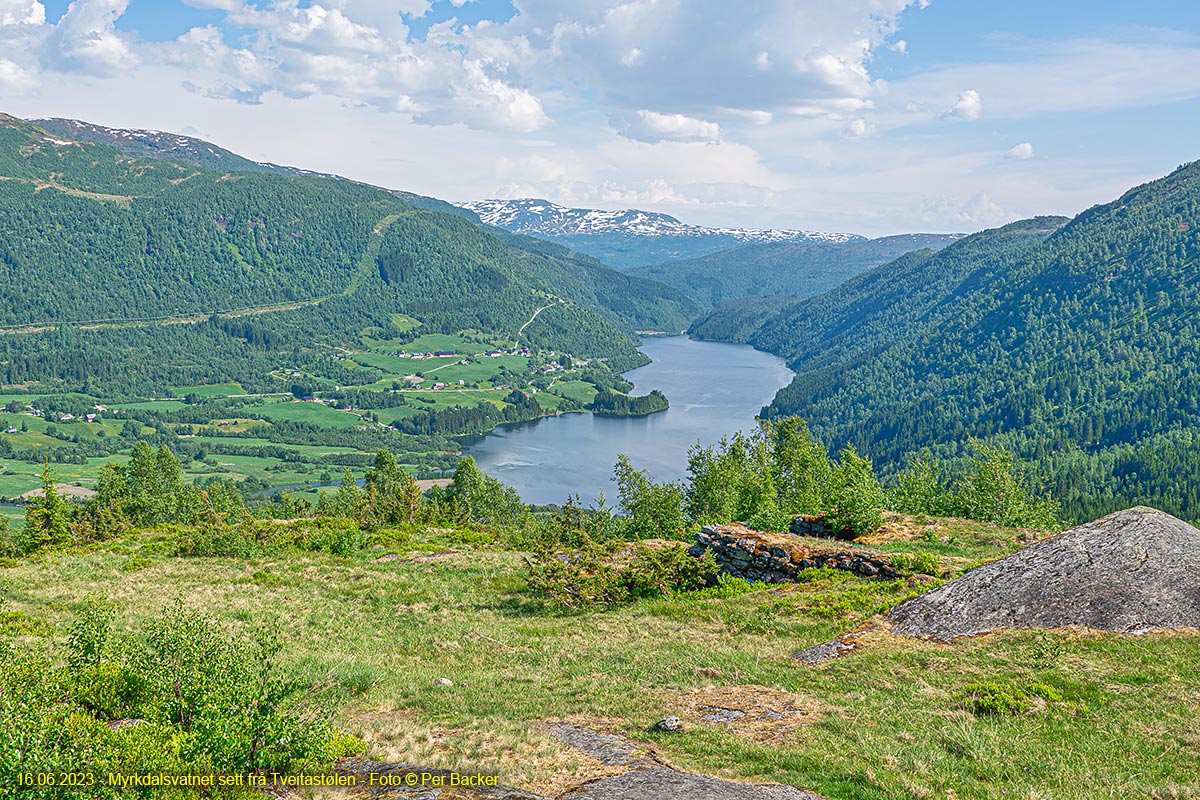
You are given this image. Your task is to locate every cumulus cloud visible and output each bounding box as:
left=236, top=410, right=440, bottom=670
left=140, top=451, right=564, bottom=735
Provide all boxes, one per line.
left=921, top=192, right=1009, bottom=226
left=0, top=0, right=938, bottom=136
left=940, top=88, right=983, bottom=120
left=1006, top=142, right=1034, bottom=159
left=0, top=58, right=37, bottom=92
left=610, top=109, right=722, bottom=143
left=0, top=0, right=44, bottom=25
left=41, top=0, right=139, bottom=75
left=843, top=118, right=876, bottom=139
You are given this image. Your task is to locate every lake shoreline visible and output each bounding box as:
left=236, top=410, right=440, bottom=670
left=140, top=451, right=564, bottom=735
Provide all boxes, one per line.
left=459, top=335, right=794, bottom=505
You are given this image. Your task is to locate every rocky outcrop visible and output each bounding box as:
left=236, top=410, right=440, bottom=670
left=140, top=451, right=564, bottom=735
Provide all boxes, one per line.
left=689, top=523, right=897, bottom=582
left=551, top=724, right=822, bottom=800
left=888, top=507, right=1200, bottom=642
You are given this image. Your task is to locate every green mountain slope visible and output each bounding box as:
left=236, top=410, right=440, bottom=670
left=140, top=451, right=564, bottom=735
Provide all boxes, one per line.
left=0, top=114, right=699, bottom=396
left=632, top=232, right=964, bottom=308
left=697, top=162, right=1200, bottom=522
left=32, top=116, right=336, bottom=178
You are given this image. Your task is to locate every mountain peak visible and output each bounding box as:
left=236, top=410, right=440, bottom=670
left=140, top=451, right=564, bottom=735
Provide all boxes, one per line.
left=30, top=117, right=338, bottom=179
left=459, top=198, right=863, bottom=269
left=461, top=197, right=858, bottom=244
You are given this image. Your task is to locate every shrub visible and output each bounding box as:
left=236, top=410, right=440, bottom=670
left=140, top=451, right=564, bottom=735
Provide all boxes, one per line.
left=526, top=538, right=719, bottom=609
left=133, top=600, right=336, bottom=773
left=1026, top=682, right=1064, bottom=703
left=72, top=662, right=150, bottom=720
left=950, top=440, right=1062, bottom=530
left=68, top=596, right=114, bottom=670
left=960, top=682, right=1031, bottom=716
left=889, top=551, right=942, bottom=577
left=690, top=573, right=766, bottom=600
left=823, top=446, right=886, bottom=538
left=296, top=517, right=365, bottom=556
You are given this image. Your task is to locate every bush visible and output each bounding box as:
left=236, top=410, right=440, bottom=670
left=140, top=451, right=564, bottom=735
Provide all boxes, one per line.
left=171, top=517, right=366, bottom=557
left=690, top=573, right=766, bottom=599
left=297, top=517, right=365, bottom=556
left=526, top=538, right=719, bottom=609
left=72, top=662, right=150, bottom=720
left=132, top=600, right=336, bottom=773
left=950, top=440, right=1063, bottom=530
left=960, top=682, right=1031, bottom=716
left=824, top=446, right=886, bottom=538
left=889, top=551, right=942, bottom=577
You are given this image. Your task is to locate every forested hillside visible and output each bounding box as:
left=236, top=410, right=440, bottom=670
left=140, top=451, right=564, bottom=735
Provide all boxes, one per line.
left=633, top=232, right=963, bottom=308
left=692, top=161, right=1200, bottom=522
left=0, top=113, right=698, bottom=393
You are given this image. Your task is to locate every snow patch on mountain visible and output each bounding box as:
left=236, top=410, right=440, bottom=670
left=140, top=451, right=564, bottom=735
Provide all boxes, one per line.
left=462, top=199, right=862, bottom=244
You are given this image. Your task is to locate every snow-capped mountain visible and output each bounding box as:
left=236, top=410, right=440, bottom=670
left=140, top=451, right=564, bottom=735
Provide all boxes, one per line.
left=461, top=198, right=864, bottom=269
left=32, top=118, right=338, bottom=179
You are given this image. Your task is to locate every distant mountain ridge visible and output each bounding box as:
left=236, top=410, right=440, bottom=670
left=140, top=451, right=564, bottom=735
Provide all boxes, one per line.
left=460, top=198, right=862, bottom=269
left=631, top=232, right=966, bottom=308
left=32, top=117, right=339, bottom=179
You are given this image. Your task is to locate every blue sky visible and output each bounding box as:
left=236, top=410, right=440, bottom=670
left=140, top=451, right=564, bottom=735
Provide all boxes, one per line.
left=2, top=0, right=1200, bottom=236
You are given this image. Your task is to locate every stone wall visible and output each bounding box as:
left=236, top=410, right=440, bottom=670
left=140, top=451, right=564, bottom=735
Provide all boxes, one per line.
left=689, top=523, right=897, bottom=583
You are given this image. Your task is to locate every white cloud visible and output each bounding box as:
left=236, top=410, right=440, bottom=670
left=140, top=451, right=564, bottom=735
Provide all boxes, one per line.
left=0, top=58, right=37, bottom=93
left=1007, top=142, right=1034, bottom=159
left=843, top=118, right=876, bottom=139
left=940, top=88, right=982, bottom=120
left=0, top=0, right=44, bottom=25
left=610, top=109, right=722, bottom=144
left=620, top=47, right=641, bottom=67
left=43, top=0, right=138, bottom=75
left=921, top=192, right=1008, bottom=226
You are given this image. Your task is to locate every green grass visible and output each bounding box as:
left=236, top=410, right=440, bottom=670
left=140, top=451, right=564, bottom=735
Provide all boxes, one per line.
left=0, top=454, right=127, bottom=499
left=431, top=355, right=528, bottom=385
left=550, top=379, right=598, bottom=405
left=171, top=382, right=246, bottom=398
left=107, top=399, right=187, bottom=412
left=1, top=519, right=1195, bottom=799
left=182, top=454, right=349, bottom=487
left=253, top=400, right=370, bottom=429
left=0, top=505, right=24, bottom=528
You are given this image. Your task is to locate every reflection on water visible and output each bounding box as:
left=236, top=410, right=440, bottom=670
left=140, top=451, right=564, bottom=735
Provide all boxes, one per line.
left=460, top=336, right=794, bottom=505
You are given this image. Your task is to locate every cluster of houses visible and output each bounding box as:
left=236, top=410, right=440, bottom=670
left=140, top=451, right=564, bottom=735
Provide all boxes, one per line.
left=3, top=402, right=104, bottom=429
left=485, top=347, right=534, bottom=358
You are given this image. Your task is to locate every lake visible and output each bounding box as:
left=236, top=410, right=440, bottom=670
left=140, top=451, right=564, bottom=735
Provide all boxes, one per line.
left=459, top=336, right=794, bottom=505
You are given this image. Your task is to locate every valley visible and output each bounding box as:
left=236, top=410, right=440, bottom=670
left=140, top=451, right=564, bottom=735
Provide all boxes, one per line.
left=3, top=104, right=1200, bottom=800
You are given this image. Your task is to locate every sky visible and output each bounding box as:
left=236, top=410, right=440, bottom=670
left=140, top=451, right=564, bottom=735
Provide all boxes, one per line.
left=2, top=1, right=1200, bottom=236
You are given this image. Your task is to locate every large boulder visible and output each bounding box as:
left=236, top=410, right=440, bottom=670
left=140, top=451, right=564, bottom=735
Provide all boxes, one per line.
left=888, top=507, right=1200, bottom=642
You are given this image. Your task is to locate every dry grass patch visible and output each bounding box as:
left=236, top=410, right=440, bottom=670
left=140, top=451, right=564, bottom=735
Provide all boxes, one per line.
left=347, top=709, right=624, bottom=796
left=669, top=684, right=826, bottom=744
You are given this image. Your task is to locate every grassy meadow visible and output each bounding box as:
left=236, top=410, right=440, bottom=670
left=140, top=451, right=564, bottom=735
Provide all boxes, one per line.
left=2, top=515, right=1196, bottom=799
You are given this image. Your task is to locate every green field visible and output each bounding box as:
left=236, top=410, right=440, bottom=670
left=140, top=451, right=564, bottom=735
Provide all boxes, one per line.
left=0, top=454, right=128, bottom=499
left=549, top=379, right=599, bottom=405
left=253, top=401, right=371, bottom=429
left=182, top=453, right=354, bottom=487
left=107, top=399, right=187, bottom=412
left=431, top=355, right=529, bottom=384
left=172, top=382, right=246, bottom=398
